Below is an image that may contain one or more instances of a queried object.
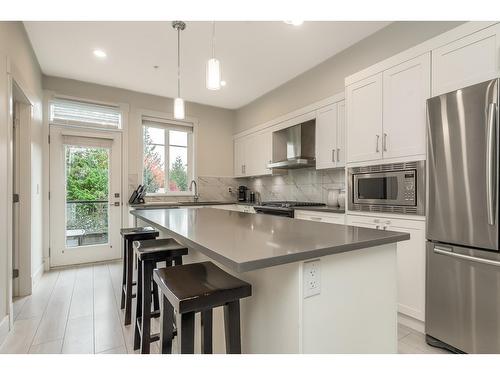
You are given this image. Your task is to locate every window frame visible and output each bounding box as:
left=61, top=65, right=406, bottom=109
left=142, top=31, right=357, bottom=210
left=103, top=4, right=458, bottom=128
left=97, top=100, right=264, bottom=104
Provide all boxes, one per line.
left=48, top=95, right=125, bottom=132
left=141, top=116, right=195, bottom=197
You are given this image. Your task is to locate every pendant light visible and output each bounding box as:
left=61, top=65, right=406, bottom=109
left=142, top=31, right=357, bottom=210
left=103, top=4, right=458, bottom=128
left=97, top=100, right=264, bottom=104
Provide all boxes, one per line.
left=172, top=21, right=186, bottom=120
left=206, top=21, right=221, bottom=90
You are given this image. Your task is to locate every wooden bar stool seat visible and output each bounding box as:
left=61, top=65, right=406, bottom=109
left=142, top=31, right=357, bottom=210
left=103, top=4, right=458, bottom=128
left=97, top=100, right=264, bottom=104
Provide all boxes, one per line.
left=119, top=227, right=159, bottom=325
left=154, top=261, right=252, bottom=354
left=133, top=238, right=188, bottom=354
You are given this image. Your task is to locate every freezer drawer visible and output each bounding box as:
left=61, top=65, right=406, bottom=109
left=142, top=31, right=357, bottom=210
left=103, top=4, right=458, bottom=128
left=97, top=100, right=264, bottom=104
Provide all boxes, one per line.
left=426, top=241, right=500, bottom=353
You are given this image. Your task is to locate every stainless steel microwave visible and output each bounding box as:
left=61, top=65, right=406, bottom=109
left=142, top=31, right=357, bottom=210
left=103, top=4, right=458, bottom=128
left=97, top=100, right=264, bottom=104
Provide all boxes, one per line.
left=347, top=161, right=425, bottom=216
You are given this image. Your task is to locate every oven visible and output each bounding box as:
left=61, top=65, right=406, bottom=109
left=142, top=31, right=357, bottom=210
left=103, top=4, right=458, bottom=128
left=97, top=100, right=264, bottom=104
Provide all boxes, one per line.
left=347, top=161, right=425, bottom=215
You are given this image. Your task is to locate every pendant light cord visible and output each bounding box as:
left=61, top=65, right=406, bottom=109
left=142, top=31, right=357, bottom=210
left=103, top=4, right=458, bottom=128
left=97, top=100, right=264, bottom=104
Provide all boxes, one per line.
left=211, top=21, right=216, bottom=59
left=177, top=27, right=181, bottom=98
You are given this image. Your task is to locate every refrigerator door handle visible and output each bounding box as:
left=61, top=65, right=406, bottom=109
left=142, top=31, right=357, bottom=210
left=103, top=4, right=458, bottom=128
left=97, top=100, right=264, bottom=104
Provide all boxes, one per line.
left=486, top=102, right=497, bottom=226
left=434, top=246, right=500, bottom=268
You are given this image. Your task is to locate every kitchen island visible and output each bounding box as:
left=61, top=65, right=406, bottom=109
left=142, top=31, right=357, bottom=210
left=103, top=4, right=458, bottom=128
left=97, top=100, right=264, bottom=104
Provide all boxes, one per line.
left=131, top=207, right=409, bottom=354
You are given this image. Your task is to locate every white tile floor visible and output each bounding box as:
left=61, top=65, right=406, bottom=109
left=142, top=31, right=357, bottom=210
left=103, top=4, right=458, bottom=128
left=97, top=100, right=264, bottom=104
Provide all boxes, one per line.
left=0, top=261, right=451, bottom=354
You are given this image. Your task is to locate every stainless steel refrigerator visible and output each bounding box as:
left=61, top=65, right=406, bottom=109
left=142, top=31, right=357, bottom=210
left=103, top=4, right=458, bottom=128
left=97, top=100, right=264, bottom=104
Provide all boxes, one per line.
left=426, top=78, right=500, bottom=353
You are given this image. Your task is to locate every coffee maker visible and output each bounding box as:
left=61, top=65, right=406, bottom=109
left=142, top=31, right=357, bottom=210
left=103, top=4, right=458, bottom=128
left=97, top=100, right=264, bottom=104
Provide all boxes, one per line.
left=238, top=186, right=248, bottom=202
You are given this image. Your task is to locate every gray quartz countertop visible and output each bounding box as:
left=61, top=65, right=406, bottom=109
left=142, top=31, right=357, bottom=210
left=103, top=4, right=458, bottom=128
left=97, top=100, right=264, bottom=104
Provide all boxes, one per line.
left=131, top=207, right=409, bottom=273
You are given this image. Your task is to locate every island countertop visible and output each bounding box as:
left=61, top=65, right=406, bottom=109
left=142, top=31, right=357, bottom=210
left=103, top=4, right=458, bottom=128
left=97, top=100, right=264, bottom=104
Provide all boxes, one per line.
left=131, top=207, right=409, bottom=272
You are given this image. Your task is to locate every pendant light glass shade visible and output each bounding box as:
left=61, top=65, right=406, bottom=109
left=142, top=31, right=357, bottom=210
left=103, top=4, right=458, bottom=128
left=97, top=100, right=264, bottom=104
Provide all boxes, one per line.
left=174, top=97, right=185, bottom=120
left=206, top=58, right=221, bottom=90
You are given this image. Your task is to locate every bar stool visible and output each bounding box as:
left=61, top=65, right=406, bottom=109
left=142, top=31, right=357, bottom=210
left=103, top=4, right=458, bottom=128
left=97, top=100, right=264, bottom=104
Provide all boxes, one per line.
left=120, top=227, right=159, bottom=325
left=133, top=238, right=188, bottom=354
left=154, top=261, right=252, bottom=354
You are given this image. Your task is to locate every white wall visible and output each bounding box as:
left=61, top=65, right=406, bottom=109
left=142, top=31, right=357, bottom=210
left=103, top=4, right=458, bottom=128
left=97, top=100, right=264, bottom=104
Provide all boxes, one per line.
left=0, top=21, right=43, bottom=333
left=234, top=21, right=464, bottom=133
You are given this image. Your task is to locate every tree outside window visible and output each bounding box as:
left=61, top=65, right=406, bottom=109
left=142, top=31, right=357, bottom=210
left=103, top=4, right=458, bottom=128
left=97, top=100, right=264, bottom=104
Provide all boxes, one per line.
left=143, top=125, right=191, bottom=194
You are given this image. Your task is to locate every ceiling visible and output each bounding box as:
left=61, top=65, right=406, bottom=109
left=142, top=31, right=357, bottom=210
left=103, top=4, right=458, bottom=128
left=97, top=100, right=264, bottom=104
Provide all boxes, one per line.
left=24, top=21, right=390, bottom=109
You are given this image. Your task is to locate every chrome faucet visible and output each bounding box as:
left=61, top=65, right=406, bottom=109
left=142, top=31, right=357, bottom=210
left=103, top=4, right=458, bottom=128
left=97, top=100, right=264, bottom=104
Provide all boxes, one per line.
left=189, top=179, right=199, bottom=202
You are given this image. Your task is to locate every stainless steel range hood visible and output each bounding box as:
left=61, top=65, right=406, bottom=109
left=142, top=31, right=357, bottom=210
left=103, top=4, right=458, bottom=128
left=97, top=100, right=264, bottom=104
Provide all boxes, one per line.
left=267, top=119, right=316, bottom=169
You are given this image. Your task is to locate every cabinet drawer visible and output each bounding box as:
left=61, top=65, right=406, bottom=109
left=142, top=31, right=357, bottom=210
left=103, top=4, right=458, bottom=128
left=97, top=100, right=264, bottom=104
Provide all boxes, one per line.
left=295, top=210, right=345, bottom=224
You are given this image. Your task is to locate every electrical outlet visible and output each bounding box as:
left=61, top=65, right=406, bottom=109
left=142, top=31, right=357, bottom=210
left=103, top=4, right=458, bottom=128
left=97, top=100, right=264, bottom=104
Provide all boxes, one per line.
left=303, top=259, right=321, bottom=298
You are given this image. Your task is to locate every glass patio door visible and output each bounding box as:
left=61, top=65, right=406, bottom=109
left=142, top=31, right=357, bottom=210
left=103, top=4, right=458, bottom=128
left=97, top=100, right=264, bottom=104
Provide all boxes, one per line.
left=49, top=127, right=122, bottom=267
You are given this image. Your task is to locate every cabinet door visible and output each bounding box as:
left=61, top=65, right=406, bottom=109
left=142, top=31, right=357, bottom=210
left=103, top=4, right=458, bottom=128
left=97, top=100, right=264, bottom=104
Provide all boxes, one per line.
left=244, top=131, right=272, bottom=177
left=385, top=219, right=426, bottom=322
left=382, top=53, right=430, bottom=159
left=315, top=104, right=338, bottom=169
left=346, top=73, right=383, bottom=164
left=233, top=138, right=246, bottom=177
left=432, top=24, right=500, bottom=96
left=336, top=100, right=346, bottom=167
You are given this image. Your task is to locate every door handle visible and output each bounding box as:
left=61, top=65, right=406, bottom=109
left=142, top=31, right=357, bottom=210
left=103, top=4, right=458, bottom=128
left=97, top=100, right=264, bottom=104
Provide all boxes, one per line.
left=332, top=149, right=335, bottom=162
left=434, top=246, right=500, bottom=268
left=383, top=133, right=388, bottom=152
left=110, top=202, right=120, bottom=207
left=337, top=148, right=340, bottom=162
left=376, top=135, right=380, bottom=152
left=486, top=103, right=497, bottom=225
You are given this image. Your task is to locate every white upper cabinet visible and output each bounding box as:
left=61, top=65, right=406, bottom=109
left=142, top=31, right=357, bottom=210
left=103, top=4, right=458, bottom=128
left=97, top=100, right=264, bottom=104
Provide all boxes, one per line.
left=315, top=103, right=338, bottom=169
left=382, top=53, right=430, bottom=159
left=336, top=101, right=346, bottom=167
left=432, top=24, right=500, bottom=96
left=234, top=137, right=246, bottom=177
left=346, top=54, right=430, bottom=164
left=246, top=130, right=272, bottom=177
left=234, top=130, right=272, bottom=178
left=346, top=73, right=383, bottom=164
left=315, top=99, right=346, bottom=170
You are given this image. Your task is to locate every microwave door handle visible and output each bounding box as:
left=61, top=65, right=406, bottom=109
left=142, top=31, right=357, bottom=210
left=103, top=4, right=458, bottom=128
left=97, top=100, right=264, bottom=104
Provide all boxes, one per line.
left=486, top=103, right=497, bottom=225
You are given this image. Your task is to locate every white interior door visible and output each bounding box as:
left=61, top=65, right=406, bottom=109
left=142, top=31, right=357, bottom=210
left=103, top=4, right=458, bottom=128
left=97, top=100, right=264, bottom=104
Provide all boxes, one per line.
left=49, top=126, right=122, bottom=267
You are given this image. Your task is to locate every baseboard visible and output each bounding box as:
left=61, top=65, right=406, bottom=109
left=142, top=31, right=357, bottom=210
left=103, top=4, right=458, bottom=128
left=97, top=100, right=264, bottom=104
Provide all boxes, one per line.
left=0, top=315, right=10, bottom=347
left=398, top=312, right=425, bottom=333
left=32, top=261, right=44, bottom=288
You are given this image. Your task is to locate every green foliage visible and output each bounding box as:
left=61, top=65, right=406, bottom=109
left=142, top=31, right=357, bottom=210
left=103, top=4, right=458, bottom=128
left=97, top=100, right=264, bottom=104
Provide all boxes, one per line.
left=65, top=146, right=109, bottom=234
left=169, top=155, right=187, bottom=191
left=66, top=147, right=109, bottom=201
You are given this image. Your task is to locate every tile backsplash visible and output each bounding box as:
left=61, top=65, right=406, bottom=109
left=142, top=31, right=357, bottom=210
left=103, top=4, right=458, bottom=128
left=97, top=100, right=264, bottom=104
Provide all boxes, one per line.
left=142, top=169, right=345, bottom=204
left=244, top=168, right=345, bottom=203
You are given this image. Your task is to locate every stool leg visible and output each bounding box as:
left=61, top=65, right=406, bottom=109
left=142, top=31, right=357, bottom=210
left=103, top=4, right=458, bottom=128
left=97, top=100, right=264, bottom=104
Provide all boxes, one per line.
left=160, top=294, right=174, bottom=354
left=152, top=263, right=160, bottom=313
left=224, top=300, right=242, bottom=354
left=120, top=237, right=127, bottom=309
left=201, top=309, right=213, bottom=354
left=178, top=312, right=195, bottom=354
left=140, top=259, right=154, bottom=354
left=133, top=258, right=143, bottom=351
left=124, top=239, right=134, bottom=325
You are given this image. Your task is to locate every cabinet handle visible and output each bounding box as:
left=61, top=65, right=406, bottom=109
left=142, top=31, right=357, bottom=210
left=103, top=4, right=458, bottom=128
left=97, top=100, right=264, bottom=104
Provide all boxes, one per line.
left=241, top=165, right=244, bottom=174
left=310, top=217, right=323, bottom=221
left=376, top=135, right=380, bottom=152
left=331, top=149, right=335, bottom=162
left=383, top=133, right=388, bottom=152
left=337, top=148, right=340, bottom=162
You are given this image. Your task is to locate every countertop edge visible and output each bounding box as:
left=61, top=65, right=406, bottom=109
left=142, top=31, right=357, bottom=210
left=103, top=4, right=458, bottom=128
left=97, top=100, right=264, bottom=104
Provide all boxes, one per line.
left=131, top=209, right=409, bottom=273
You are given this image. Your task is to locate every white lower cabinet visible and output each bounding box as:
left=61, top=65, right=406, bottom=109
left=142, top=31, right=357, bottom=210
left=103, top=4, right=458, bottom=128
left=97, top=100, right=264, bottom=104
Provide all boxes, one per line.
left=295, top=210, right=345, bottom=225
left=346, top=214, right=426, bottom=322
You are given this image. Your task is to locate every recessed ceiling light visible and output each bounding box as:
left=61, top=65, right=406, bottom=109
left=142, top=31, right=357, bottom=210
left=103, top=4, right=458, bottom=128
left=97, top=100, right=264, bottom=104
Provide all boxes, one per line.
left=93, top=49, right=107, bottom=58
left=284, top=20, right=304, bottom=26
left=220, top=80, right=227, bottom=87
